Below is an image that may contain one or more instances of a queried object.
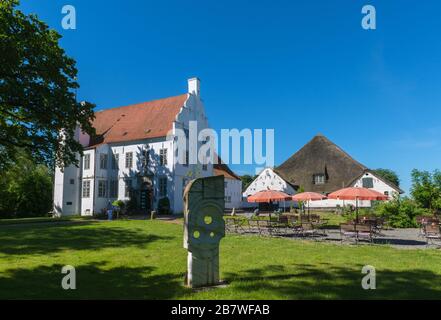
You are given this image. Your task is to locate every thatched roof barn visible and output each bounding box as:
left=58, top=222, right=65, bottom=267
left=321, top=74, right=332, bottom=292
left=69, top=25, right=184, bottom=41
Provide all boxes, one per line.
left=276, top=134, right=370, bottom=194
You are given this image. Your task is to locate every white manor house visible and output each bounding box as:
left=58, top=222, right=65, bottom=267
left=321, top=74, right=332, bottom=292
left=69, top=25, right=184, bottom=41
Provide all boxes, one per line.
left=54, top=78, right=242, bottom=216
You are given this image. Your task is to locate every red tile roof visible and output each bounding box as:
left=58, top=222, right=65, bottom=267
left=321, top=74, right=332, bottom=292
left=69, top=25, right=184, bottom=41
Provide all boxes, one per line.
left=213, top=155, right=241, bottom=180
left=88, top=94, right=188, bottom=147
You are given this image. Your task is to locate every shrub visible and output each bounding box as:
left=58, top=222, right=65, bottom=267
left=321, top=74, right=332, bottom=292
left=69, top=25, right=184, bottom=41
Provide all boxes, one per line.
left=157, top=197, right=170, bottom=215
left=125, top=196, right=138, bottom=215
left=0, top=151, right=53, bottom=219
left=375, top=196, right=431, bottom=228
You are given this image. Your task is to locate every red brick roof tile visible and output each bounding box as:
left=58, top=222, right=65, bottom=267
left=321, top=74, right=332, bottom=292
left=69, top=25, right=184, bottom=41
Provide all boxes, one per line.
left=88, top=94, right=188, bottom=147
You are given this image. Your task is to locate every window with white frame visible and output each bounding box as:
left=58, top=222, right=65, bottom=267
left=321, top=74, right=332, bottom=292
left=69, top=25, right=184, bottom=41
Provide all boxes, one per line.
left=183, top=150, right=189, bottom=167
left=125, top=152, right=133, bottom=168
left=98, top=180, right=107, bottom=198
left=100, top=154, right=108, bottom=169
left=112, top=153, right=119, bottom=170
left=313, top=174, right=325, bottom=185
left=124, top=179, right=131, bottom=198
left=82, top=180, right=91, bottom=198
left=160, top=149, right=168, bottom=166
left=159, top=177, right=167, bottom=197
left=84, top=154, right=90, bottom=170
left=109, top=180, right=118, bottom=198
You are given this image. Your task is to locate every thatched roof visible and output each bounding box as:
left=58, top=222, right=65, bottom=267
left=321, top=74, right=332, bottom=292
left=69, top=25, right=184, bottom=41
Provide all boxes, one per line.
left=275, top=135, right=367, bottom=193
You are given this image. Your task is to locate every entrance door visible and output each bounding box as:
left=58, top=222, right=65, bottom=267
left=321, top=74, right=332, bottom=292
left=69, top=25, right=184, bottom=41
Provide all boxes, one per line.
left=140, top=188, right=152, bottom=212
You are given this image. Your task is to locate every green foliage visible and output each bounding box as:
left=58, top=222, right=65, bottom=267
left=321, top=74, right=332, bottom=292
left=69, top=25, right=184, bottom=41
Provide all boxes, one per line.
left=157, top=197, right=170, bottom=215
left=372, top=168, right=400, bottom=187
left=0, top=0, right=95, bottom=169
left=375, top=196, right=431, bottom=228
left=112, top=200, right=125, bottom=209
left=125, top=196, right=138, bottom=215
left=410, top=169, right=441, bottom=213
left=0, top=150, right=53, bottom=218
left=240, top=174, right=256, bottom=191
left=2, top=220, right=441, bottom=299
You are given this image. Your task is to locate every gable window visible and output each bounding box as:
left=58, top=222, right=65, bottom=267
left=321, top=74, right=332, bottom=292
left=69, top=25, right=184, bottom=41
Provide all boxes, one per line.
left=384, top=191, right=389, bottom=196
left=159, top=177, right=167, bottom=197
left=82, top=180, right=91, bottom=198
left=100, top=154, right=108, bottom=169
left=313, top=174, right=325, bottom=185
left=98, top=180, right=107, bottom=198
left=109, top=180, right=118, bottom=198
left=84, top=154, right=90, bottom=170
left=112, top=154, right=119, bottom=170
left=125, top=152, right=133, bottom=168
left=362, top=177, right=374, bottom=189
left=160, top=149, right=168, bottom=166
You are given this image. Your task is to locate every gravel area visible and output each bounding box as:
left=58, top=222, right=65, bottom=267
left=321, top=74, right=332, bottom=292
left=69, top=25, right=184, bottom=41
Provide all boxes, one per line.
left=318, top=228, right=440, bottom=249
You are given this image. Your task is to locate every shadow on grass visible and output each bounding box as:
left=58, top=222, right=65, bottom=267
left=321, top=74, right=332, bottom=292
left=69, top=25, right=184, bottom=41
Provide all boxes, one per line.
left=0, top=261, right=188, bottom=299
left=0, top=221, right=174, bottom=255
left=222, top=263, right=441, bottom=299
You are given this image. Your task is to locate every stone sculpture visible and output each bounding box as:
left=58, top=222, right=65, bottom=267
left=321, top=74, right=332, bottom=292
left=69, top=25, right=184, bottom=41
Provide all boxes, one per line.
left=183, top=176, right=225, bottom=288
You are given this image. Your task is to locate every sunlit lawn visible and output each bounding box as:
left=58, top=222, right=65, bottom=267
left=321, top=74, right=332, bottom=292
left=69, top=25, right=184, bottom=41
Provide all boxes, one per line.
left=0, top=219, right=440, bottom=299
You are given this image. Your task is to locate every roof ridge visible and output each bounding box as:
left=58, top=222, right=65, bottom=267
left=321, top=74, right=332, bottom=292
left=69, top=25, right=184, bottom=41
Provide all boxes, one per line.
left=317, top=135, right=367, bottom=170
left=95, top=93, right=188, bottom=113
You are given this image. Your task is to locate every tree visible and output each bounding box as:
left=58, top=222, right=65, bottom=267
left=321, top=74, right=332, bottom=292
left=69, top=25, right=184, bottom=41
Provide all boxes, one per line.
left=0, top=150, right=53, bottom=218
left=410, top=169, right=441, bottom=213
left=240, top=174, right=256, bottom=191
left=0, top=0, right=95, bottom=170
left=372, top=168, right=400, bottom=187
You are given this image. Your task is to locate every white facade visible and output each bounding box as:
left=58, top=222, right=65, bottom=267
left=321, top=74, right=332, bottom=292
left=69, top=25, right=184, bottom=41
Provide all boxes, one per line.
left=303, top=171, right=400, bottom=208
left=243, top=168, right=401, bottom=209
left=54, top=78, right=213, bottom=216
left=242, top=168, right=296, bottom=208
left=224, top=178, right=242, bottom=210
left=243, top=168, right=296, bottom=197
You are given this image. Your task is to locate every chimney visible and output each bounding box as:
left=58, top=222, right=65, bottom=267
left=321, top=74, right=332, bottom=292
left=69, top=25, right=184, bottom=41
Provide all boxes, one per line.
left=188, top=77, right=200, bottom=96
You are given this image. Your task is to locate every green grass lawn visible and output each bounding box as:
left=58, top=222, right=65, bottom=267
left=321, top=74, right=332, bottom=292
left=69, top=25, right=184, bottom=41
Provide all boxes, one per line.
left=0, top=219, right=441, bottom=299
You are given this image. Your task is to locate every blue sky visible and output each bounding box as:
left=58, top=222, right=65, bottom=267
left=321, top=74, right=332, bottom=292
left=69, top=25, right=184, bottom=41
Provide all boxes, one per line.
left=20, top=0, right=441, bottom=194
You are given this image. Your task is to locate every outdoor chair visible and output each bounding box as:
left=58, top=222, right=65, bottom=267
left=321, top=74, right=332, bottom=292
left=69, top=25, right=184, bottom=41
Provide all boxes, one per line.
left=355, top=224, right=374, bottom=243
left=247, top=219, right=262, bottom=235
left=300, top=222, right=324, bottom=238
left=424, top=224, right=441, bottom=245
left=340, top=223, right=357, bottom=243
left=229, top=217, right=246, bottom=234
left=225, top=217, right=236, bottom=233
left=251, top=219, right=285, bottom=237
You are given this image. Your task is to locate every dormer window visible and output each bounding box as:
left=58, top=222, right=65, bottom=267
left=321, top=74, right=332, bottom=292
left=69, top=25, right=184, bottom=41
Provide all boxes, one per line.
left=313, top=173, right=325, bottom=185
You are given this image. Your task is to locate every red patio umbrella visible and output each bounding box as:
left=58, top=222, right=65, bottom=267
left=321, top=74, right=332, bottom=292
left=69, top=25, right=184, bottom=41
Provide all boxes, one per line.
left=248, top=190, right=292, bottom=203
left=292, top=192, right=327, bottom=219
left=247, top=190, right=292, bottom=216
left=328, top=187, right=388, bottom=222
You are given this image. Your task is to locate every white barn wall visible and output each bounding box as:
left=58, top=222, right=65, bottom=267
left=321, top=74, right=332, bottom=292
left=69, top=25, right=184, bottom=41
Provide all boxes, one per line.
left=224, top=178, right=242, bottom=210
left=242, top=168, right=296, bottom=208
